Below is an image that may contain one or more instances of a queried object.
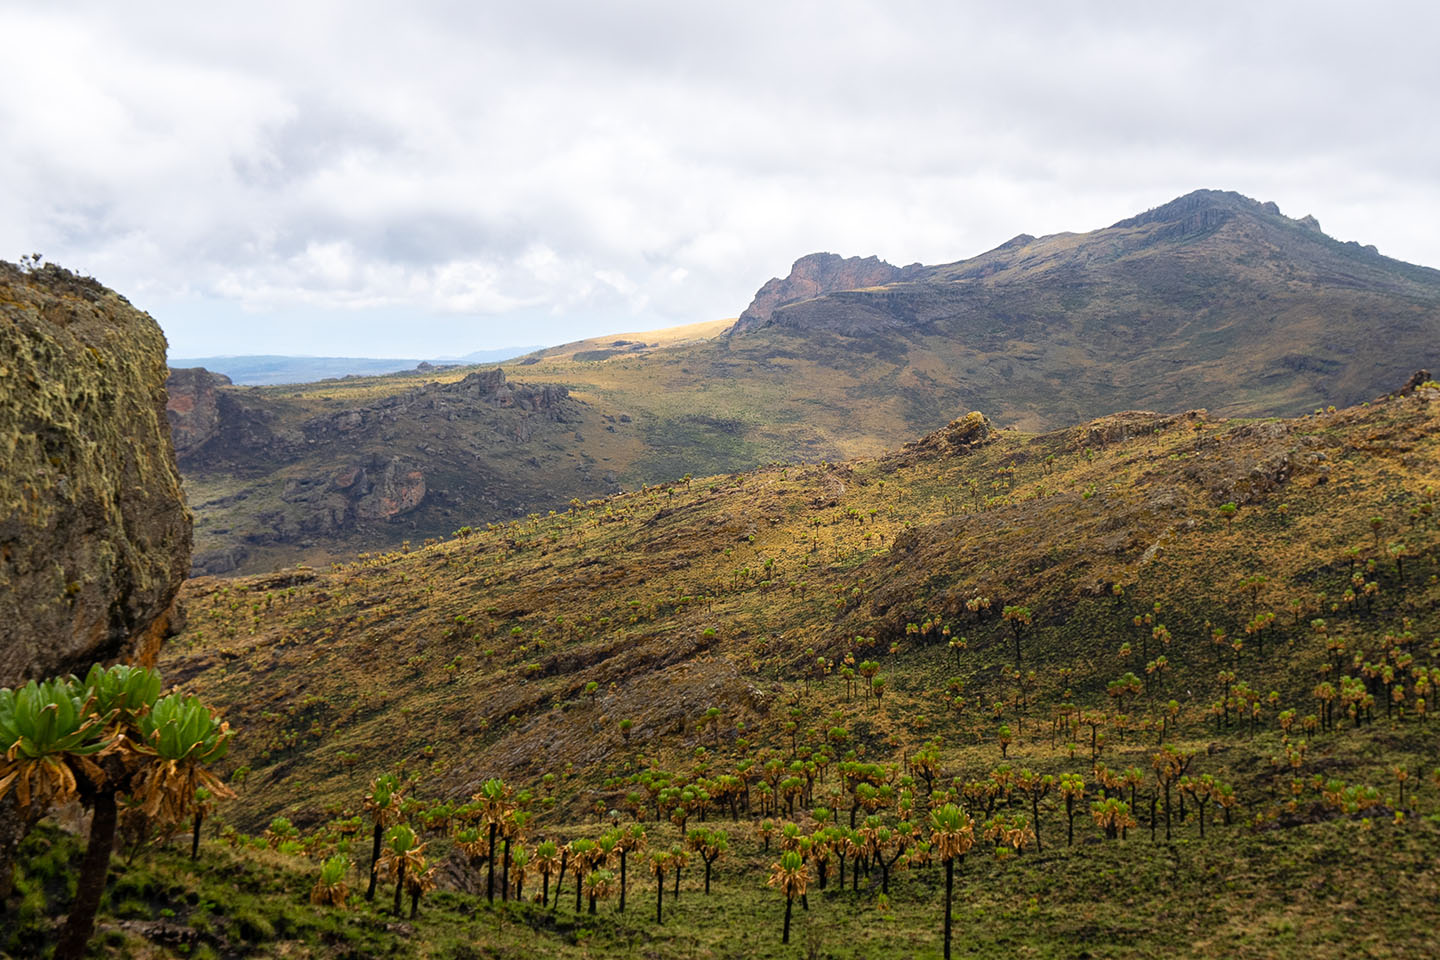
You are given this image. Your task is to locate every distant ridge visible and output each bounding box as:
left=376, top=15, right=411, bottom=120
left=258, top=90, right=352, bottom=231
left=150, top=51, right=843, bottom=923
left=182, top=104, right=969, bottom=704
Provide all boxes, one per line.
left=169, top=346, right=541, bottom=386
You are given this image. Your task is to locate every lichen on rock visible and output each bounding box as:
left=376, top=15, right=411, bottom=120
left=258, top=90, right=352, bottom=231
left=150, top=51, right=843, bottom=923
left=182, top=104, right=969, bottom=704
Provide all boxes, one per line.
left=0, top=260, right=192, bottom=687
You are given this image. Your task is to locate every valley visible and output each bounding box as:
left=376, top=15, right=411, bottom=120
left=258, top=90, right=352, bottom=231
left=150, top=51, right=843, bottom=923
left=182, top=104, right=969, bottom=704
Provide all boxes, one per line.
left=170, top=190, right=1440, bottom=577
left=36, top=376, right=1429, bottom=958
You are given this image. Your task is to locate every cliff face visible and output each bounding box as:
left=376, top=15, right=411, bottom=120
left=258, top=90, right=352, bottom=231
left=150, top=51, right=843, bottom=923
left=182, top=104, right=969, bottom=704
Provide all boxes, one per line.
left=164, top=366, right=232, bottom=455
left=732, top=253, right=923, bottom=333
left=0, top=261, right=192, bottom=687
left=167, top=365, right=591, bottom=576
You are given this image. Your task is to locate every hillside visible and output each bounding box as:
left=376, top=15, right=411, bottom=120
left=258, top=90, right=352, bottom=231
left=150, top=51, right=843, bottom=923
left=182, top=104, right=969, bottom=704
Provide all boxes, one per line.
left=91, top=375, right=1440, bottom=958
left=161, top=374, right=1440, bottom=821
left=11, top=375, right=1440, bottom=958
left=171, top=190, right=1440, bottom=577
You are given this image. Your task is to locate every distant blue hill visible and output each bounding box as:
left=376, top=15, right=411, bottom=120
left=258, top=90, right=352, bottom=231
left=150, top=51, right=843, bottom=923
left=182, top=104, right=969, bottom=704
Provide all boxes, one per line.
left=169, top=346, right=541, bottom=385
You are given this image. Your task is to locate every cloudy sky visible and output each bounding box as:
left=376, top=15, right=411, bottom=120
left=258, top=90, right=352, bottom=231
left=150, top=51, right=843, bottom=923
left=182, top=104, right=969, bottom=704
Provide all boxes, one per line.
left=2, top=1, right=1437, bottom=358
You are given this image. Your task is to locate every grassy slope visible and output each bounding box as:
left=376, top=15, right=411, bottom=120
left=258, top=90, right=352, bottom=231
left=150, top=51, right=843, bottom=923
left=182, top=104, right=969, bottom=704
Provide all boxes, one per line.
left=12, top=383, right=1424, bottom=955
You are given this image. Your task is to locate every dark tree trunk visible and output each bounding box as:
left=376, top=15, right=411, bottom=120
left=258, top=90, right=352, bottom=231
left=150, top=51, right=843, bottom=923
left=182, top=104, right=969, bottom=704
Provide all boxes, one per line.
left=783, top=895, right=793, bottom=944
left=554, top=851, right=567, bottom=911
left=619, top=850, right=627, bottom=912
left=1031, top=797, right=1043, bottom=853
left=366, top=822, right=382, bottom=900
left=542, top=872, right=550, bottom=907
left=656, top=872, right=664, bottom=923
left=674, top=864, right=681, bottom=899
left=575, top=868, right=584, bottom=913
left=410, top=886, right=420, bottom=919
left=487, top=823, right=498, bottom=902
left=501, top=837, right=511, bottom=902
left=393, top=860, right=407, bottom=917
left=943, top=858, right=954, bottom=960
left=191, top=810, right=204, bottom=860
left=55, top=789, right=118, bottom=960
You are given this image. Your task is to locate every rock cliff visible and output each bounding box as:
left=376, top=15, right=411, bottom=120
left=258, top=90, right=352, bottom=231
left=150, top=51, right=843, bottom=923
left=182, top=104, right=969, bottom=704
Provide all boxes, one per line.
left=0, top=260, right=191, bottom=687
left=168, top=365, right=592, bottom=576
left=0, top=259, right=191, bottom=899
left=732, top=253, right=924, bottom=333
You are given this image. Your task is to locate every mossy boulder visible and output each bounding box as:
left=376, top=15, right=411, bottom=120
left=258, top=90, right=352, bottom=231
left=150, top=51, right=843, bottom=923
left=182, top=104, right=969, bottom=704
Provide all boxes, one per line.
left=0, top=260, right=191, bottom=687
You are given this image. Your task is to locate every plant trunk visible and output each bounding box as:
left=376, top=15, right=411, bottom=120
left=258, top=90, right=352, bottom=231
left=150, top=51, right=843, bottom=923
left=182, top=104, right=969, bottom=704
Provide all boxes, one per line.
left=393, top=860, right=406, bottom=917
left=619, top=850, right=627, bottom=912
left=704, top=861, right=712, bottom=894
left=487, top=823, right=498, bottom=902
left=501, top=837, right=511, bottom=902
left=674, top=864, right=681, bottom=900
left=542, top=873, right=550, bottom=907
left=191, top=810, right=204, bottom=860
left=555, top=852, right=567, bottom=910
left=783, top=894, right=793, bottom=944
left=410, top=886, right=420, bottom=919
left=943, top=857, right=954, bottom=960
left=656, top=872, right=664, bottom=923
left=366, top=822, right=382, bottom=900
left=55, top=789, right=118, bottom=960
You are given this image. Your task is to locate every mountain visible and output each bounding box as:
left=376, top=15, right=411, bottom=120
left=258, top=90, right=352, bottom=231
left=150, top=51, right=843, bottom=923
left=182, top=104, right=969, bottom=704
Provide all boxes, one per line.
left=167, top=379, right=1440, bottom=824
left=168, top=347, right=540, bottom=386
left=724, top=188, right=1440, bottom=428
left=119, top=379, right=1440, bottom=956
left=167, top=365, right=598, bottom=576
left=170, top=189, right=1440, bottom=575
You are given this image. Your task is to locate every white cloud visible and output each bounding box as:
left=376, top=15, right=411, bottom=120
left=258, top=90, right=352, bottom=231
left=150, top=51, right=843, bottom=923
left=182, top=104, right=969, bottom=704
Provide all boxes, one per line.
left=0, top=0, right=1436, bottom=356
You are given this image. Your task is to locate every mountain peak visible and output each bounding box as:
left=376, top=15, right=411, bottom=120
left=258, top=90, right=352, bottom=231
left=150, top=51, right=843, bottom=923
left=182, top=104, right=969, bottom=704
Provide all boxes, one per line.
left=733, top=253, right=919, bottom=332
left=1109, top=189, right=1285, bottom=231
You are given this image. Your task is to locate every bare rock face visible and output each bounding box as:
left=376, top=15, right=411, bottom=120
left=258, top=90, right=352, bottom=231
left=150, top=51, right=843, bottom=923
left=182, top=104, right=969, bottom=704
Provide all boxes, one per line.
left=897, top=411, right=994, bottom=464
left=355, top=458, right=427, bottom=521
left=165, top=367, right=231, bottom=455
left=0, top=261, right=192, bottom=688
left=732, top=253, right=918, bottom=333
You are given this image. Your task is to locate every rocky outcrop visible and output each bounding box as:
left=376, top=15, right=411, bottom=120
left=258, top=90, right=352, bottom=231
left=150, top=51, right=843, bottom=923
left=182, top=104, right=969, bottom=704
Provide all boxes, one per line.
left=1068, top=411, right=1207, bottom=450
left=165, top=367, right=231, bottom=454
left=0, top=260, right=191, bottom=688
left=0, top=260, right=191, bottom=900
left=732, top=253, right=924, bottom=333
left=895, top=411, right=993, bottom=464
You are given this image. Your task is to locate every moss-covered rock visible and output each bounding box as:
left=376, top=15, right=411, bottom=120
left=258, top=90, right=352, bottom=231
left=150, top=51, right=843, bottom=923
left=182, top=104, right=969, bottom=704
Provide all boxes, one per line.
left=0, top=260, right=191, bottom=687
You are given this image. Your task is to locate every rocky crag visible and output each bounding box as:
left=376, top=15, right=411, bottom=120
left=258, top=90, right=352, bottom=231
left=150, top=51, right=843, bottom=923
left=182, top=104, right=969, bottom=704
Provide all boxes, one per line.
left=0, top=260, right=191, bottom=686
left=167, top=366, right=600, bottom=575
left=0, top=258, right=191, bottom=898
left=734, top=252, right=925, bottom=331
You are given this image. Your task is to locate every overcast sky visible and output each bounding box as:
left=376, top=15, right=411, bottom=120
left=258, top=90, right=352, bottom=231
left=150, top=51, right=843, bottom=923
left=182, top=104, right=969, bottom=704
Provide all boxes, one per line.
left=2, top=1, right=1437, bottom=358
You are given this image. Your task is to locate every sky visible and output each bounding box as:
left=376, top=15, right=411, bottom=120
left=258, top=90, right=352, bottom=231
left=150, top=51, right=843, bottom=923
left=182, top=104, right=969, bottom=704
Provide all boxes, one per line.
left=2, top=1, right=1437, bottom=358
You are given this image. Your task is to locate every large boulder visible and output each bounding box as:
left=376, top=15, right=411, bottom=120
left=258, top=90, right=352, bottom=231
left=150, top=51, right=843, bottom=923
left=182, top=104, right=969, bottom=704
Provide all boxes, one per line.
left=0, top=261, right=192, bottom=688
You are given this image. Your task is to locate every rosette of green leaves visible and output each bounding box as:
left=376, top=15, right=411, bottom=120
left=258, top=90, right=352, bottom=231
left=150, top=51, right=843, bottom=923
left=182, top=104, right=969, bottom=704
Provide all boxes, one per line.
left=81, top=664, right=162, bottom=727
left=138, top=693, right=231, bottom=764
left=0, top=677, right=108, bottom=762
left=0, top=677, right=112, bottom=809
